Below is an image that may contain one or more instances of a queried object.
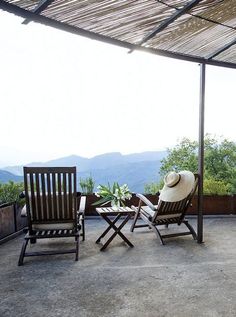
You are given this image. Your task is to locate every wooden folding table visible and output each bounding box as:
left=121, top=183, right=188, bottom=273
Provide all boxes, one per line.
left=96, top=206, right=135, bottom=251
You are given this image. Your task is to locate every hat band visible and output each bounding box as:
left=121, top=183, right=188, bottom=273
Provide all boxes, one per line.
left=167, top=174, right=181, bottom=188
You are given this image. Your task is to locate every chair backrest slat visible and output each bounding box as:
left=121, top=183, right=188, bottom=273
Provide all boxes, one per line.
left=68, top=173, right=72, bottom=218
left=23, top=167, right=77, bottom=227
left=29, top=173, right=37, bottom=220
left=52, top=173, right=57, bottom=220
left=57, top=172, right=62, bottom=219
left=152, top=198, right=188, bottom=222
left=63, top=172, right=67, bottom=219
left=41, top=173, right=47, bottom=219
left=46, top=173, right=52, bottom=220
left=35, top=173, right=42, bottom=221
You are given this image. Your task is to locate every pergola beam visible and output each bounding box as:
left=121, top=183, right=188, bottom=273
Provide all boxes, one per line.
left=22, top=0, right=55, bottom=25
left=138, top=0, right=202, bottom=46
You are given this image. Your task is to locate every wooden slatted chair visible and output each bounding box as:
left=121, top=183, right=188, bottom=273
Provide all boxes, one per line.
left=18, top=167, right=86, bottom=265
left=130, top=173, right=199, bottom=245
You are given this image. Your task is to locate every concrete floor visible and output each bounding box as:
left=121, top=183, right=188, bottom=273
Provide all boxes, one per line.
left=0, top=217, right=236, bottom=317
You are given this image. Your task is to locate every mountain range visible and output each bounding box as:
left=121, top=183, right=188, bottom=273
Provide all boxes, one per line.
left=0, top=151, right=166, bottom=192
left=0, top=170, right=23, bottom=183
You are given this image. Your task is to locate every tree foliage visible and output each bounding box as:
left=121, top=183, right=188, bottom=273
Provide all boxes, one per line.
left=147, top=135, right=236, bottom=195
left=0, top=181, right=25, bottom=206
left=203, top=179, right=230, bottom=195
left=144, top=180, right=163, bottom=195
left=160, top=137, right=198, bottom=176
left=204, top=136, right=236, bottom=193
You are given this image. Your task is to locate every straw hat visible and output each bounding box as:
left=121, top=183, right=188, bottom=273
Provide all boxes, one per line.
left=159, top=171, right=195, bottom=202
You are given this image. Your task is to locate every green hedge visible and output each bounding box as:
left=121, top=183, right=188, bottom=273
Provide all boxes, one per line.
left=0, top=181, right=25, bottom=207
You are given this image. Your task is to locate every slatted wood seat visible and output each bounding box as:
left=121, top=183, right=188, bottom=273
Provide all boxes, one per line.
left=130, top=174, right=199, bottom=245
left=18, top=167, right=86, bottom=265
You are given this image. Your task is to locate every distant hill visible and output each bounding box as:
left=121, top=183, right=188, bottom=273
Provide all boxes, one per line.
left=78, top=160, right=162, bottom=193
left=3, top=151, right=166, bottom=175
left=0, top=170, right=23, bottom=183
left=1, top=151, right=166, bottom=192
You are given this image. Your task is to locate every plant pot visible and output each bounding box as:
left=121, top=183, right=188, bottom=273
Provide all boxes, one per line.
left=0, top=203, right=27, bottom=241
left=15, top=204, right=28, bottom=231
left=78, top=194, right=100, bottom=216
left=0, top=204, right=15, bottom=239
left=233, top=195, right=236, bottom=214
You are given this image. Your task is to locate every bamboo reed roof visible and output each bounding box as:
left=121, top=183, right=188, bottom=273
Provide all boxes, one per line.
left=1, top=0, right=236, bottom=68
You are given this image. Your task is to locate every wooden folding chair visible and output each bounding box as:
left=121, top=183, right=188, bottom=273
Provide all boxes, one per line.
left=130, top=174, right=199, bottom=244
left=18, top=167, right=86, bottom=265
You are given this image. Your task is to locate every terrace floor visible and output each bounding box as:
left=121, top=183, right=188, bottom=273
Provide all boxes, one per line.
left=0, top=216, right=236, bottom=317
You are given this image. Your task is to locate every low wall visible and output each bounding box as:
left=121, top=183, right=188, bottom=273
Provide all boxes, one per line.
left=79, top=194, right=236, bottom=216
left=190, top=195, right=236, bottom=215
left=1, top=195, right=234, bottom=244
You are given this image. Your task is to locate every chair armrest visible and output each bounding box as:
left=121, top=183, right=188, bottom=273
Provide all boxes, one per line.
left=136, top=193, right=157, bottom=211
left=21, top=205, right=27, bottom=217
left=77, top=195, right=86, bottom=216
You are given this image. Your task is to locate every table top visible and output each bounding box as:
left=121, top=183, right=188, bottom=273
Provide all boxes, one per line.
left=96, top=206, right=134, bottom=215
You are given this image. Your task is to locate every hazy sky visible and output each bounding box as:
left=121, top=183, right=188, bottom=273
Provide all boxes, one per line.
left=0, top=10, right=236, bottom=167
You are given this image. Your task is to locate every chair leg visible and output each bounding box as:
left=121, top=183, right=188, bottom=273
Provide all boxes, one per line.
left=81, top=217, right=85, bottom=241
left=30, top=230, right=37, bottom=244
left=18, top=238, right=29, bottom=266
left=150, top=224, right=165, bottom=245
left=183, top=220, right=197, bottom=240
left=75, top=235, right=79, bottom=261
left=130, top=205, right=140, bottom=232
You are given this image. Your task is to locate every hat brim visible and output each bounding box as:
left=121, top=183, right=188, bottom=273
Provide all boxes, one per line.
left=159, top=171, right=195, bottom=202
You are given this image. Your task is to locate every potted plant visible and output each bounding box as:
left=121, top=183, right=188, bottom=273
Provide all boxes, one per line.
left=79, top=176, right=95, bottom=194
left=93, top=182, right=132, bottom=210
left=78, top=176, right=98, bottom=215
left=0, top=181, right=26, bottom=241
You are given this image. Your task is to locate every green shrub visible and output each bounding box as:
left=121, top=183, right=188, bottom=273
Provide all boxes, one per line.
left=79, top=176, right=95, bottom=194
left=203, top=178, right=230, bottom=195
left=145, top=177, right=231, bottom=196
left=0, top=181, right=25, bottom=207
left=144, top=181, right=163, bottom=195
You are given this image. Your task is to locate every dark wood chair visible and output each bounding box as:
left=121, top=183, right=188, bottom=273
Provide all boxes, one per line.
left=130, top=174, right=199, bottom=244
left=18, top=167, right=86, bottom=265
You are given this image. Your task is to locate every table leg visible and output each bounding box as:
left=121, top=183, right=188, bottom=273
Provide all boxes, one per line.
left=96, top=214, right=122, bottom=244
left=100, top=214, right=134, bottom=251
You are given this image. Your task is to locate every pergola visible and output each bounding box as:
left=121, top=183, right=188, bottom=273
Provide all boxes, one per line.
left=1, top=0, right=236, bottom=243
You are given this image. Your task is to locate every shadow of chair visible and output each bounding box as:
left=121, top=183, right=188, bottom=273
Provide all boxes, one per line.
left=18, top=166, right=86, bottom=265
